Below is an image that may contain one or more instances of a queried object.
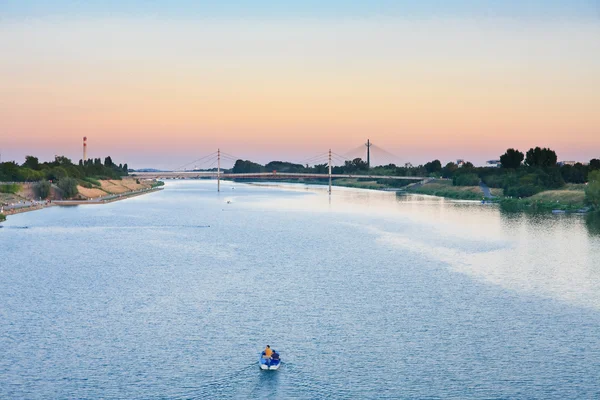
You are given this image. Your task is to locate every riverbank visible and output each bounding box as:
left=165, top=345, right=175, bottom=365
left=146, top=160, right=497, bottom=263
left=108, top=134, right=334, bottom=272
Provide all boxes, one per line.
left=499, top=191, right=588, bottom=213
left=0, top=178, right=164, bottom=221
left=403, top=179, right=593, bottom=213
left=54, top=186, right=163, bottom=206
left=403, top=179, right=485, bottom=200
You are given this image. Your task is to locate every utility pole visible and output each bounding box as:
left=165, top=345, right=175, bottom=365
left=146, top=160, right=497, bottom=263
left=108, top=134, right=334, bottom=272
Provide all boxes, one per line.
left=328, top=149, right=332, bottom=195
left=217, top=148, right=221, bottom=192
left=365, top=139, right=371, bottom=169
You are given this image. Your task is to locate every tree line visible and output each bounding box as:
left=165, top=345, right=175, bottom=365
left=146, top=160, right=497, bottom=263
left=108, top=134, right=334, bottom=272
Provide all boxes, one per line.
left=0, top=155, right=128, bottom=182
left=229, top=146, right=600, bottom=203
left=0, top=155, right=129, bottom=200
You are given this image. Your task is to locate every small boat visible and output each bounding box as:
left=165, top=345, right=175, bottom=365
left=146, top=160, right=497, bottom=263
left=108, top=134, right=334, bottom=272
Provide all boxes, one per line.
left=259, top=351, right=281, bottom=370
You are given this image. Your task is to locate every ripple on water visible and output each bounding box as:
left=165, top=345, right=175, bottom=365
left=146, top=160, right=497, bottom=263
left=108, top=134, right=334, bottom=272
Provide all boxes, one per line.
left=1, top=180, right=600, bottom=399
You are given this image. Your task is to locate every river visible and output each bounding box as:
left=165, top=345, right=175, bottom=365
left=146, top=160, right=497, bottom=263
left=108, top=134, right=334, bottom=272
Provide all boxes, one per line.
left=1, top=180, right=599, bottom=399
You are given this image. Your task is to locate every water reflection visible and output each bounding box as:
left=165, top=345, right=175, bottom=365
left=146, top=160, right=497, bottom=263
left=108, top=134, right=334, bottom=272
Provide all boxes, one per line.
left=250, top=184, right=600, bottom=309
left=585, top=212, right=600, bottom=236
left=3, top=180, right=600, bottom=399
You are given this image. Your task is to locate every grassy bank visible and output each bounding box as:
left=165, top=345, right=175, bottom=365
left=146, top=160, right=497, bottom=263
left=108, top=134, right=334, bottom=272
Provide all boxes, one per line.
left=404, top=179, right=592, bottom=213
left=405, top=180, right=484, bottom=200
left=499, top=183, right=588, bottom=212
left=0, top=183, right=21, bottom=194
left=76, top=178, right=161, bottom=199
left=500, top=190, right=588, bottom=212
left=241, top=177, right=409, bottom=190
left=330, top=178, right=390, bottom=190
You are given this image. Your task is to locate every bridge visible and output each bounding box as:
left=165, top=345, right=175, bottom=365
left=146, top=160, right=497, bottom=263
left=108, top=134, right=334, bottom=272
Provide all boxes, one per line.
left=132, top=141, right=426, bottom=193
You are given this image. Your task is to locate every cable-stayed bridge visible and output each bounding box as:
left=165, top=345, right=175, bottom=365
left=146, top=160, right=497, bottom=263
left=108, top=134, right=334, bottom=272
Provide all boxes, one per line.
left=133, top=140, right=425, bottom=192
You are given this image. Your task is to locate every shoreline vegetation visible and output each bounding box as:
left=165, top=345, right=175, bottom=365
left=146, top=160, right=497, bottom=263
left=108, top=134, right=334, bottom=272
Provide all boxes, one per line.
left=1, top=179, right=163, bottom=221
left=218, top=146, right=599, bottom=215
left=2, top=146, right=600, bottom=219
left=286, top=178, right=591, bottom=213
left=1, top=153, right=165, bottom=222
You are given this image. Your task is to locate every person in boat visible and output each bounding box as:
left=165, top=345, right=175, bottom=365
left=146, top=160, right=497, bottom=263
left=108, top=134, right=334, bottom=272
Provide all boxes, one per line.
left=262, top=345, right=273, bottom=366
left=271, top=350, right=279, bottom=361
left=263, top=345, right=273, bottom=359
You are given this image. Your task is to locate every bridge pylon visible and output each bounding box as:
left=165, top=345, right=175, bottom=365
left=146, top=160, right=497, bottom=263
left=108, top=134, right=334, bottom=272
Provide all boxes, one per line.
left=217, top=149, right=221, bottom=192
left=328, top=149, right=332, bottom=195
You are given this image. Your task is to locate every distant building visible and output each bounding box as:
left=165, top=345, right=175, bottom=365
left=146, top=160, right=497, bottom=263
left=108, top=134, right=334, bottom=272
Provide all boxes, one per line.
left=558, top=161, right=587, bottom=166
left=456, top=159, right=465, bottom=167
left=485, top=160, right=501, bottom=168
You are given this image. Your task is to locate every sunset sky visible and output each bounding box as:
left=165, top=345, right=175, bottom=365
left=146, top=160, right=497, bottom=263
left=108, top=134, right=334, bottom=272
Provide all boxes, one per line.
left=1, top=1, right=599, bottom=169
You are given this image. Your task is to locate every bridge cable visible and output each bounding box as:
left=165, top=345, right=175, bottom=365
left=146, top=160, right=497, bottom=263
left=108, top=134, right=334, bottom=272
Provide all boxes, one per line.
left=173, top=152, right=218, bottom=171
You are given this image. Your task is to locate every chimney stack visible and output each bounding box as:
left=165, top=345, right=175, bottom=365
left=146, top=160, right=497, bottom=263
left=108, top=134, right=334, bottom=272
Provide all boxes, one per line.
left=83, top=136, right=88, bottom=162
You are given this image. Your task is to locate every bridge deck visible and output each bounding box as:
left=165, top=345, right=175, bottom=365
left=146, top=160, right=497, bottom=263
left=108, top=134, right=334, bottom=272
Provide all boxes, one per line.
left=134, top=171, right=424, bottom=180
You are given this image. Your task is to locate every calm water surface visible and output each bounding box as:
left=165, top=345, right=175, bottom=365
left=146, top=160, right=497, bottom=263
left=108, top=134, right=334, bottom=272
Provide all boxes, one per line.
left=1, top=180, right=600, bottom=399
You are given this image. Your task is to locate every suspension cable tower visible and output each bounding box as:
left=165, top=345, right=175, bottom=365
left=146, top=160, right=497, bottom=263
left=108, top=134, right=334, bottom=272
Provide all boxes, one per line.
left=328, top=149, right=332, bottom=195
left=365, top=139, right=371, bottom=169
left=217, top=149, right=221, bottom=192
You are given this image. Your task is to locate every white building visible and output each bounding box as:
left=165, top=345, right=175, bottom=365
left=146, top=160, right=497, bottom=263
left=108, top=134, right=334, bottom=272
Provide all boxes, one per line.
left=485, top=160, right=501, bottom=168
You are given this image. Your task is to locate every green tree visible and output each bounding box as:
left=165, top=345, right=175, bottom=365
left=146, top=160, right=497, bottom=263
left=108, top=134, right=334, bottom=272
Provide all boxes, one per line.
left=525, top=147, right=557, bottom=167
left=232, top=159, right=263, bottom=173
left=351, top=158, right=368, bottom=171
left=23, top=155, right=40, bottom=170
left=0, top=161, right=20, bottom=181
left=47, top=166, right=68, bottom=181
left=453, top=173, right=480, bottom=186
left=424, top=160, right=442, bottom=174
left=265, top=161, right=305, bottom=173
left=585, top=170, right=600, bottom=209
left=442, top=162, right=458, bottom=178
left=16, top=167, right=44, bottom=182
left=57, top=177, right=79, bottom=199
left=589, top=159, right=600, bottom=171
left=34, top=181, right=51, bottom=199
left=54, top=155, right=73, bottom=166
left=313, top=163, right=328, bottom=173
left=561, top=163, right=587, bottom=184
left=500, top=148, right=524, bottom=169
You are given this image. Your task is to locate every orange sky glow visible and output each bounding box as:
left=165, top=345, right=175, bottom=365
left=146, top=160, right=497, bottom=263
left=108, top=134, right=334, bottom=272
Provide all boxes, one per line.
left=1, top=17, right=599, bottom=168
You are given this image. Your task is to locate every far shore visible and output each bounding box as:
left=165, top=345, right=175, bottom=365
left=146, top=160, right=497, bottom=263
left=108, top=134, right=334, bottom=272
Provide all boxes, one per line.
left=231, top=177, right=593, bottom=214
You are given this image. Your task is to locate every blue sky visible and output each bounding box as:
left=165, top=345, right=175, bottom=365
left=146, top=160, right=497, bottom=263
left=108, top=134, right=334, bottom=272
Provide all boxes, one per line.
left=2, top=0, right=599, bottom=18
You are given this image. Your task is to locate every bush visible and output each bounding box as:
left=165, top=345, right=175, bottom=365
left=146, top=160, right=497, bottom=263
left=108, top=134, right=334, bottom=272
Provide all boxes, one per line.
left=0, top=183, right=21, bottom=194
left=34, top=181, right=51, bottom=199
left=83, top=177, right=101, bottom=186
left=453, top=173, right=480, bottom=186
left=0, top=213, right=6, bottom=222
left=78, top=180, right=93, bottom=189
left=505, top=184, right=543, bottom=198
left=57, top=177, right=79, bottom=199
left=481, top=174, right=504, bottom=188
left=586, top=170, right=600, bottom=209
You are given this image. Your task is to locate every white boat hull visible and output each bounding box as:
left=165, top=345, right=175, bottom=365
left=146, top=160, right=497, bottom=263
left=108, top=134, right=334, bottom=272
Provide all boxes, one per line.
left=260, top=363, right=280, bottom=370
